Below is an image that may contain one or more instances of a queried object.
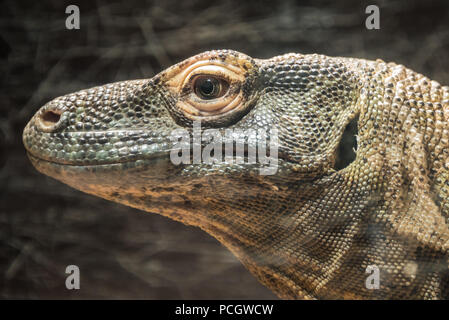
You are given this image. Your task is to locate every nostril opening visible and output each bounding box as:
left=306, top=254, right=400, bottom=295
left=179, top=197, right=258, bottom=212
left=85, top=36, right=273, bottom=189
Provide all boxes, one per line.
left=41, top=110, right=61, bottom=126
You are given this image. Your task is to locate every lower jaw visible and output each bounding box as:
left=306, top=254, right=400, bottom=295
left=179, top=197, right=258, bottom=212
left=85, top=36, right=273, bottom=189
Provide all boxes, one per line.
left=25, top=153, right=203, bottom=222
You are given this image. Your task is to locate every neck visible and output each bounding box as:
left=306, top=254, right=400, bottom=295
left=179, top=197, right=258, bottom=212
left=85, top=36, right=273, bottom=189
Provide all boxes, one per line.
left=193, top=171, right=373, bottom=299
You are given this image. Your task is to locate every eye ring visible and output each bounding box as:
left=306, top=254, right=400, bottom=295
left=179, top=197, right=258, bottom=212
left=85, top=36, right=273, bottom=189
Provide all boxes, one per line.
left=192, top=75, right=229, bottom=100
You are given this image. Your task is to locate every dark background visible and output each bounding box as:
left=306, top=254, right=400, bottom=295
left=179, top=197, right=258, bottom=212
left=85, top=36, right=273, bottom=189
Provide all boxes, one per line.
left=1, top=0, right=448, bottom=299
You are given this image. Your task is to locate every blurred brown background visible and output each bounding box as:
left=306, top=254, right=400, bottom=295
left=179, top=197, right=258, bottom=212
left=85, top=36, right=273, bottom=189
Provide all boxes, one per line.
left=1, top=0, right=449, bottom=299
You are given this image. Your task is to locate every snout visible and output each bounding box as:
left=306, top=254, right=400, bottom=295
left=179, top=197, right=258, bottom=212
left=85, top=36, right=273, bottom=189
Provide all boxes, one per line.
left=23, top=78, right=175, bottom=167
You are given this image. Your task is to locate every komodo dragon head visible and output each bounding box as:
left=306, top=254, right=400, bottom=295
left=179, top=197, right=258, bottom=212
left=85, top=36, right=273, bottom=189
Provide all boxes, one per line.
left=23, top=50, right=449, bottom=299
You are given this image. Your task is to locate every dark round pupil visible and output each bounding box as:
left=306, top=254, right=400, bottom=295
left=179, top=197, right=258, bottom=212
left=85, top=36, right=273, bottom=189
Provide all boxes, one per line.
left=198, top=78, right=217, bottom=96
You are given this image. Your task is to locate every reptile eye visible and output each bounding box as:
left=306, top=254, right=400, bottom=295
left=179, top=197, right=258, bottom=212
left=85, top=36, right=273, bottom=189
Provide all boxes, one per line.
left=165, top=57, right=251, bottom=118
left=193, top=76, right=229, bottom=100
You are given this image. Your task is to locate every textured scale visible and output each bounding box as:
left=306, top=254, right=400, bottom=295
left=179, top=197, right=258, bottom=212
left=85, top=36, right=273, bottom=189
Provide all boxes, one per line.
left=23, top=50, right=449, bottom=299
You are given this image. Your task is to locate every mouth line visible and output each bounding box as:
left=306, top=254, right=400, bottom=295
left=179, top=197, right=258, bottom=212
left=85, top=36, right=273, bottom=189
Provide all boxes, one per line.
left=26, top=151, right=169, bottom=168
left=27, top=140, right=287, bottom=167
left=22, top=127, right=174, bottom=166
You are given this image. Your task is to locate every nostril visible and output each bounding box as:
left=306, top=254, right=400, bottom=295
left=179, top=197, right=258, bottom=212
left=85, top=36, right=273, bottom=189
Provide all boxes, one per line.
left=41, top=110, right=61, bottom=126
left=36, top=108, right=65, bottom=132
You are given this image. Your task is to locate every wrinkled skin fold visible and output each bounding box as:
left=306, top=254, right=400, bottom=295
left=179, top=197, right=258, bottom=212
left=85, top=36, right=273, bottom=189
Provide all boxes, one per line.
left=23, top=50, right=449, bottom=299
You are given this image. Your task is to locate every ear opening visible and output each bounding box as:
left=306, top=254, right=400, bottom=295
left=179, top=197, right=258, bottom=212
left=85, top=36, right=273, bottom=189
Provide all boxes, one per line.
left=334, top=115, right=359, bottom=171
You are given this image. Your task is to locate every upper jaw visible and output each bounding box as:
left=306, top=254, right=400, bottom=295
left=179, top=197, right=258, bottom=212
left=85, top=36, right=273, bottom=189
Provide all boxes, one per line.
left=23, top=126, right=173, bottom=167
left=22, top=103, right=175, bottom=167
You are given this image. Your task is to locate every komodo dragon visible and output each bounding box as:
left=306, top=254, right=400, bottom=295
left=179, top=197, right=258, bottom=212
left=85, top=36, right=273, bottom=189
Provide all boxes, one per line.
left=23, top=50, right=449, bottom=299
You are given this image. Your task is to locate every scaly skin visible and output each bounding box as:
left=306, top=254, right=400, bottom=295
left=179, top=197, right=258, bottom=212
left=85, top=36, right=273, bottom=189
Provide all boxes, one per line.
left=23, top=50, right=449, bottom=299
